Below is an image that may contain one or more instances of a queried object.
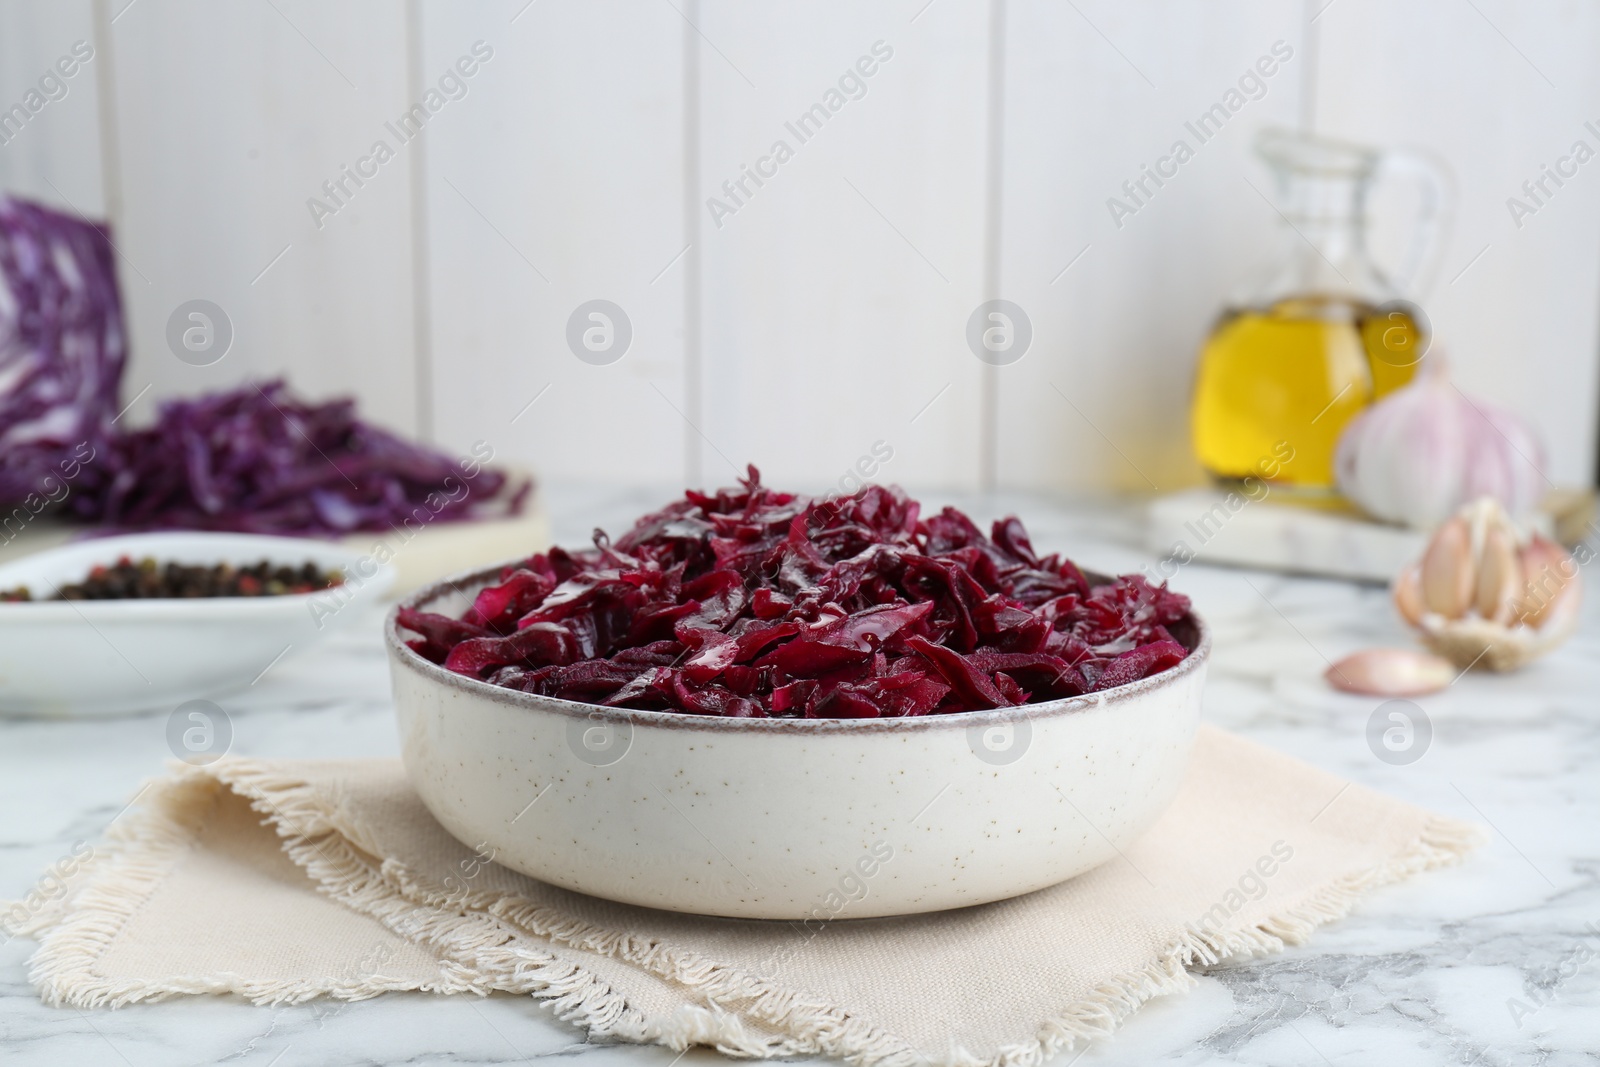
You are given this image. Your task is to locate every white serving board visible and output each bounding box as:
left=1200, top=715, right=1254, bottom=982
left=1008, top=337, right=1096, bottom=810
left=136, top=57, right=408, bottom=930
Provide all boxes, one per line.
left=1144, top=488, right=1564, bottom=584
left=1144, top=489, right=1427, bottom=584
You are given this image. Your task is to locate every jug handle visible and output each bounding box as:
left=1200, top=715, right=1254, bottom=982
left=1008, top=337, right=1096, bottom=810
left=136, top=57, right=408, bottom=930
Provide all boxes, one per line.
left=1372, top=148, right=1454, bottom=298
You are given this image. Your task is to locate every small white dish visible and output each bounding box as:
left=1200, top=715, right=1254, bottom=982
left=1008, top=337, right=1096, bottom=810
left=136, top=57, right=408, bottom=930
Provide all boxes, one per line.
left=388, top=563, right=1210, bottom=920
left=0, top=531, right=394, bottom=717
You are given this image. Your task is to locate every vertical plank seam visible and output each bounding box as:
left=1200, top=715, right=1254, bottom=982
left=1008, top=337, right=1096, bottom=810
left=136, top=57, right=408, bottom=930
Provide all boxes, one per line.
left=682, top=0, right=703, bottom=487
left=979, top=0, right=1009, bottom=492
left=89, top=1, right=125, bottom=255
left=89, top=0, right=134, bottom=415
left=405, top=0, right=435, bottom=442
left=1298, top=0, right=1321, bottom=134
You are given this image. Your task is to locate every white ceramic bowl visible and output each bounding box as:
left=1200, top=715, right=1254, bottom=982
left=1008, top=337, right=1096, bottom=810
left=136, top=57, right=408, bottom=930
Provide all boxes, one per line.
left=0, top=531, right=394, bottom=717
left=388, top=565, right=1209, bottom=920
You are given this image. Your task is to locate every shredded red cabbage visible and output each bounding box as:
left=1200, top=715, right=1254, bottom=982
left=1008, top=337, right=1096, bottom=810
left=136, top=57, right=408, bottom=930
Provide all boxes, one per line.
left=0, top=196, right=126, bottom=507
left=65, top=380, right=531, bottom=535
left=402, top=467, right=1193, bottom=718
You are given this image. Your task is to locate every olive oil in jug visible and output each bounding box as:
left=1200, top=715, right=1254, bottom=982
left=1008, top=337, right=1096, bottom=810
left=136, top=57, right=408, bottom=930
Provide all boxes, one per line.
left=1192, top=295, right=1425, bottom=485
left=1190, top=129, right=1444, bottom=491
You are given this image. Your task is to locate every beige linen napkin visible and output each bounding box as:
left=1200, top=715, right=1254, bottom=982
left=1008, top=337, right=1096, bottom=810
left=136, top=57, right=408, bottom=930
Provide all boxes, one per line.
left=11, top=726, right=1480, bottom=1067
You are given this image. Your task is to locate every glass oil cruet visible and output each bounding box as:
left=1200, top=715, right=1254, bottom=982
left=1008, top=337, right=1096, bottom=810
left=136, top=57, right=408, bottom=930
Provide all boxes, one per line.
left=1190, top=127, right=1449, bottom=492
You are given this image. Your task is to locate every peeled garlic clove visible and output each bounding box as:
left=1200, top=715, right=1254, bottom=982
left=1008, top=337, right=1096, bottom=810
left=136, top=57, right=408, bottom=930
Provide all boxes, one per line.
left=1516, top=535, right=1575, bottom=629
left=1421, top=516, right=1475, bottom=619
left=1393, top=564, right=1426, bottom=627
left=1326, top=648, right=1454, bottom=697
left=1473, top=523, right=1521, bottom=624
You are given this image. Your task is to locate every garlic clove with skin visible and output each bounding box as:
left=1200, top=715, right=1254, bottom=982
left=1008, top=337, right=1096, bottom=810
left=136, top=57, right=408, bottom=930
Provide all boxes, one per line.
left=1473, top=523, right=1521, bottom=625
left=1392, top=497, right=1583, bottom=672
left=1326, top=647, right=1454, bottom=697
left=1420, top=515, right=1474, bottom=618
left=1516, top=535, right=1576, bottom=629
left=1393, top=564, right=1427, bottom=628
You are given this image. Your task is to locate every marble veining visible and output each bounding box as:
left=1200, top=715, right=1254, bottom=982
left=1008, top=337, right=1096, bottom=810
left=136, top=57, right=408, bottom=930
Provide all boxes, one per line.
left=1, top=483, right=1595, bottom=1066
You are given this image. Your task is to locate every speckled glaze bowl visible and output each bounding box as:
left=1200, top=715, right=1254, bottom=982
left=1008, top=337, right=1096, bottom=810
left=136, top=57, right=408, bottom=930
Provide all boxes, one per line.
left=387, top=564, right=1210, bottom=920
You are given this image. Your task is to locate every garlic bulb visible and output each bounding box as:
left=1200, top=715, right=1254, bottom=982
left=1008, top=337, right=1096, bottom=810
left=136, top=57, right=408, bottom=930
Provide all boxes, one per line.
left=1392, top=497, right=1582, bottom=671
left=1335, top=356, right=1545, bottom=529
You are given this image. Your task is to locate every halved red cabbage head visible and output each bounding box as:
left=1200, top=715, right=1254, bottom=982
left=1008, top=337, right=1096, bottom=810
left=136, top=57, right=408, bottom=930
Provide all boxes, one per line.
left=402, top=467, right=1194, bottom=718
left=0, top=196, right=125, bottom=507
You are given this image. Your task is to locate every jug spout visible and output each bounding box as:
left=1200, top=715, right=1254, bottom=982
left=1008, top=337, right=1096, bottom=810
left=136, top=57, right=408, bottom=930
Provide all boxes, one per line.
left=1255, top=127, right=1381, bottom=181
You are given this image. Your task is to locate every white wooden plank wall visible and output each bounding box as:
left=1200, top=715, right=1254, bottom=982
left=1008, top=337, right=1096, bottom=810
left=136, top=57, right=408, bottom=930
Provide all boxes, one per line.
left=692, top=1, right=989, bottom=492
left=996, top=0, right=1306, bottom=492
left=0, top=0, right=1596, bottom=491
left=106, top=0, right=419, bottom=435
left=419, top=0, right=689, bottom=484
left=0, top=1, right=104, bottom=214
left=1312, top=0, right=1600, bottom=487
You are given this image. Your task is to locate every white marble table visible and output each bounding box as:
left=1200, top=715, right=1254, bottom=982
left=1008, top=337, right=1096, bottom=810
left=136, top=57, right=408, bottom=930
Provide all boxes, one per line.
left=2, top=484, right=1596, bottom=1067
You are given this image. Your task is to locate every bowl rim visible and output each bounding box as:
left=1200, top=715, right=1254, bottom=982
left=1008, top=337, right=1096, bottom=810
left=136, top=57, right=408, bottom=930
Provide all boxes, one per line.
left=386, top=558, right=1211, bottom=734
